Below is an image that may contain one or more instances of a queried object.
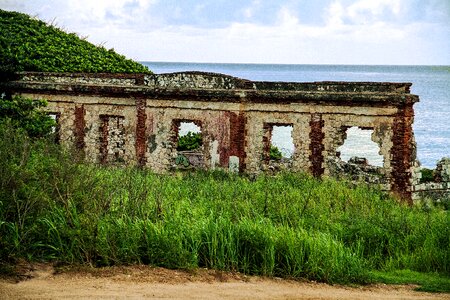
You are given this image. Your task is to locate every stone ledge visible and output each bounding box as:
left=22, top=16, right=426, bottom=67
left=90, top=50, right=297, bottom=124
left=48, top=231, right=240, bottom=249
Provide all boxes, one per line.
left=3, top=81, right=419, bottom=107
left=11, top=71, right=416, bottom=95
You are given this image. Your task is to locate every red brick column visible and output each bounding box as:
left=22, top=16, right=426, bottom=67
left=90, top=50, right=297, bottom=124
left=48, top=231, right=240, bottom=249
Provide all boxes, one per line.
left=229, top=111, right=247, bottom=172
left=135, top=98, right=147, bottom=166
left=74, top=105, right=86, bottom=152
left=262, top=123, right=273, bottom=163
left=309, top=113, right=325, bottom=177
left=390, top=103, right=415, bottom=204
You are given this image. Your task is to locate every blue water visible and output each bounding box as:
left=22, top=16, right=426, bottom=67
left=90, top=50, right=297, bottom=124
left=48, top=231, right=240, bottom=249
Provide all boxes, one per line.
left=142, top=62, right=450, bottom=168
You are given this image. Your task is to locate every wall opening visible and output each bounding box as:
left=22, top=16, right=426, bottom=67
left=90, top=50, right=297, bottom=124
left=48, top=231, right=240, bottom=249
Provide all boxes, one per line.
left=47, top=112, right=60, bottom=144
left=337, top=127, right=383, bottom=166
left=271, top=125, right=294, bottom=159
left=99, top=115, right=125, bottom=164
left=333, top=126, right=386, bottom=183
left=173, top=120, right=204, bottom=169
left=263, top=123, right=294, bottom=171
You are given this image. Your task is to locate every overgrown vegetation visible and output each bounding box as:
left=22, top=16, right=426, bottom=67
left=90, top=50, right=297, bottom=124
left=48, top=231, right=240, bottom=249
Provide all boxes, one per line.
left=0, top=119, right=449, bottom=290
left=420, top=168, right=435, bottom=183
left=270, top=145, right=283, bottom=160
left=177, top=132, right=202, bottom=151
left=371, top=270, right=450, bottom=293
left=0, top=9, right=150, bottom=73
left=0, top=94, right=56, bottom=138
left=0, top=9, right=449, bottom=291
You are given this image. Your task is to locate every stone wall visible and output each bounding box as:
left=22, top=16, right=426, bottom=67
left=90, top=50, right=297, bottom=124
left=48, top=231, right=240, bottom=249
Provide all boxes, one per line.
left=412, top=158, right=450, bottom=206
left=2, top=71, right=421, bottom=203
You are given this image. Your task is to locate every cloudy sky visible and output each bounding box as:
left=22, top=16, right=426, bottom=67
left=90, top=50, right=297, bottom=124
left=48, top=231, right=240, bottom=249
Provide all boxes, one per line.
left=2, top=0, right=450, bottom=65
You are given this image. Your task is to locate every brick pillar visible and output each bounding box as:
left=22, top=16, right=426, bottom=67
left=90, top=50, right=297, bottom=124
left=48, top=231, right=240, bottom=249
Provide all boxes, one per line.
left=135, top=98, right=147, bottom=166
left=229, top=111, right=247, bottom=172
left=309, top=113, right=324, bottom=177
left=99, top=115, right=109, bottom=164
left=390, top=103, right=415, bottom=204
left=262, top=123, right=273, bottom=163
left=74, top=105, right=85, bottom=152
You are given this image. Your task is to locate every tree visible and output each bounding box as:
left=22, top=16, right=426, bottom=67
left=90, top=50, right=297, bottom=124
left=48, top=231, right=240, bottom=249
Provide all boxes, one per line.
left=177, top=132, right=203, bottom=151
left=0, top=94, right=56, bottom=138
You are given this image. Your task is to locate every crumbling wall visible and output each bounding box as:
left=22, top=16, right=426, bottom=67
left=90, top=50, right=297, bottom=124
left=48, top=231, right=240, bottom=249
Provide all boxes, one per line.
left=99, top=115, right=125, bottom=163
left=7, top=71, right=422, bottom=202
left=143, top=106, right=237, bottom=172
left=82, top=98, right=137, bottom=164
left=45, top=100, right=76, bottom=148
left=322, top=114, right=396, bottom=191
left=413, top=158, right=450, bottom=206
left=245, top=111, right=310, bottom=173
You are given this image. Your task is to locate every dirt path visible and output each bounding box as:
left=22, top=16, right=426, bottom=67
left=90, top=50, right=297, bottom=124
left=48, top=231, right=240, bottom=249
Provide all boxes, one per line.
left=0, top=264, right=448, bottom=300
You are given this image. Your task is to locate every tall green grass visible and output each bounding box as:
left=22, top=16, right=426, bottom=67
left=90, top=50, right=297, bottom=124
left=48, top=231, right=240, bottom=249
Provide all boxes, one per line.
left=1, top=120, right=449, bottom=285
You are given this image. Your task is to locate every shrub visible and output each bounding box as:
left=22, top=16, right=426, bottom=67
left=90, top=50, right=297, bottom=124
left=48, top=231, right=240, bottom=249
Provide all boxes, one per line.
left=177, top=132, right=202, bottom=151
left=0, top=9, right=151, bottom=73
left=0, top=95, right=56, bottom=138
left=420, top=168, right=434, bottom=183
left=270, top=145, right=283, bottom=160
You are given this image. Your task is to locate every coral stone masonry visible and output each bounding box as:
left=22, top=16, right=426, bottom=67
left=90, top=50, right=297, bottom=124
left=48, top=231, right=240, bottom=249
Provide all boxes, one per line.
left=3, top=71, right=420, bottom=203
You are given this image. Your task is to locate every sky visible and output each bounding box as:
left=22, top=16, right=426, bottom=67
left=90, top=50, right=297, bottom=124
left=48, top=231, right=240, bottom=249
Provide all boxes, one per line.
left=1, top=0, right=450, bottom=65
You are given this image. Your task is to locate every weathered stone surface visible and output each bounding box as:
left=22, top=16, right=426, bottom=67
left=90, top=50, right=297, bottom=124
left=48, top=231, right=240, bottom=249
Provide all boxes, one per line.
left=5, top=71, right=419, bottom=106
left=435, top=157, right=450, bottom=182
left=412, top=158, right=450, bottom=206
left=174, top=151, right=205, bottom=169
left=328, top=156, right=388, bottom=185
left=2, top=71, right=425, bottom=202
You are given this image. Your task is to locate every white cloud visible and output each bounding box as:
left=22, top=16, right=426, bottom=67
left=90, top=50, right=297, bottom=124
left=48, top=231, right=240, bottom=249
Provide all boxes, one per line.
left=64, top=0, right=156, bottom=28
left=326, top=1, right=345, bottom=27
left=276, top=6, right=299, bottom=27
left=325, top=0, right=403, bottom=25
left=1, top=0, right=449, bottom=64
left=242, top=0, right=261, bottom=19
left=347, top=0, right=402, bottom=21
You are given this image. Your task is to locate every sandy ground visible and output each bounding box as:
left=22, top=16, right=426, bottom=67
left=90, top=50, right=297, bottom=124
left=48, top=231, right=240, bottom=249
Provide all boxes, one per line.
left=0, top=263, right=449, bottom=300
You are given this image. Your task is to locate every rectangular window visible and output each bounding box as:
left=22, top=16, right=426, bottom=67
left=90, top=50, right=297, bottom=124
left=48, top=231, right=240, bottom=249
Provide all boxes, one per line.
left=263, top=123, right=294, bottom=171
left=99, top=115, right=125, bottom=163
left=172, top=120, right=204, bottom=169
left=48, top=112, right=60, bottom=144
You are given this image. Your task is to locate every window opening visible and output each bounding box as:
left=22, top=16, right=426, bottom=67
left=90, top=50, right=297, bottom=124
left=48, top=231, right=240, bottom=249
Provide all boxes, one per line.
left=99, top=115, right=125, bottom=164
left=264, top=123, right=294, bottom=172
left=337, top=127, right=383, bottom=167
left=333, top=126, right=387, bottom=184
left=48, top=112, right=60, bottom=143
left=271, top=125, right=294, bottom=159
left=175, top=121, right=204, bottom=168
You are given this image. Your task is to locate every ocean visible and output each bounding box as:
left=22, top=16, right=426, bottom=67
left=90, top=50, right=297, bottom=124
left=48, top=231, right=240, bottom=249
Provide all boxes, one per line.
left=142, top=62, right=450, bottom=168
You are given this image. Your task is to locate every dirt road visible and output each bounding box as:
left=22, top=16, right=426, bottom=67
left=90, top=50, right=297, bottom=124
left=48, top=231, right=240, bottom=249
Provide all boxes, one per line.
left=0, top=264, right=448, bottom=300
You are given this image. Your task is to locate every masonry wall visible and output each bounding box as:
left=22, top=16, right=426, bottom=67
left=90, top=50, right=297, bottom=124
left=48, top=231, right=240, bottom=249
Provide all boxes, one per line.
left=412, top=158, right=450, bottom=205
left=7, top=71, right=420, bottom=203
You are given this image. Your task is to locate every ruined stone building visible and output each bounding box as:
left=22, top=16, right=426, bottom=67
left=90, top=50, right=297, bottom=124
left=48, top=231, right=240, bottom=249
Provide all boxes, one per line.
left=4, top=71, right=421, bottom=203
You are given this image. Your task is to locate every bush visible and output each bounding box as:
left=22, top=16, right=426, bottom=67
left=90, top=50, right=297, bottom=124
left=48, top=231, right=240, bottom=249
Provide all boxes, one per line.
left=177, top=132, right=202, bottom=151
left=0, top=95, right=56, bottom=138
left=270, top=145, right=283, bottom=160
left=420, top=168, right=434, bottom=183
left=0, top=9, right=150, bottom=73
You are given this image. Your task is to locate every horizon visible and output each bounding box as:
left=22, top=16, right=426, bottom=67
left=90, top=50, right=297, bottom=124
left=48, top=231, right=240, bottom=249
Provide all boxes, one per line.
left=141, top=61, right=450, bottom=67
left=2, top=1, right=449, bottom=66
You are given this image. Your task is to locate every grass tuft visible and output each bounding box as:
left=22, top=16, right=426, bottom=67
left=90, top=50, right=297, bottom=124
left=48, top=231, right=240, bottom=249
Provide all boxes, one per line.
left=370, top=269, right=450, bottom=293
